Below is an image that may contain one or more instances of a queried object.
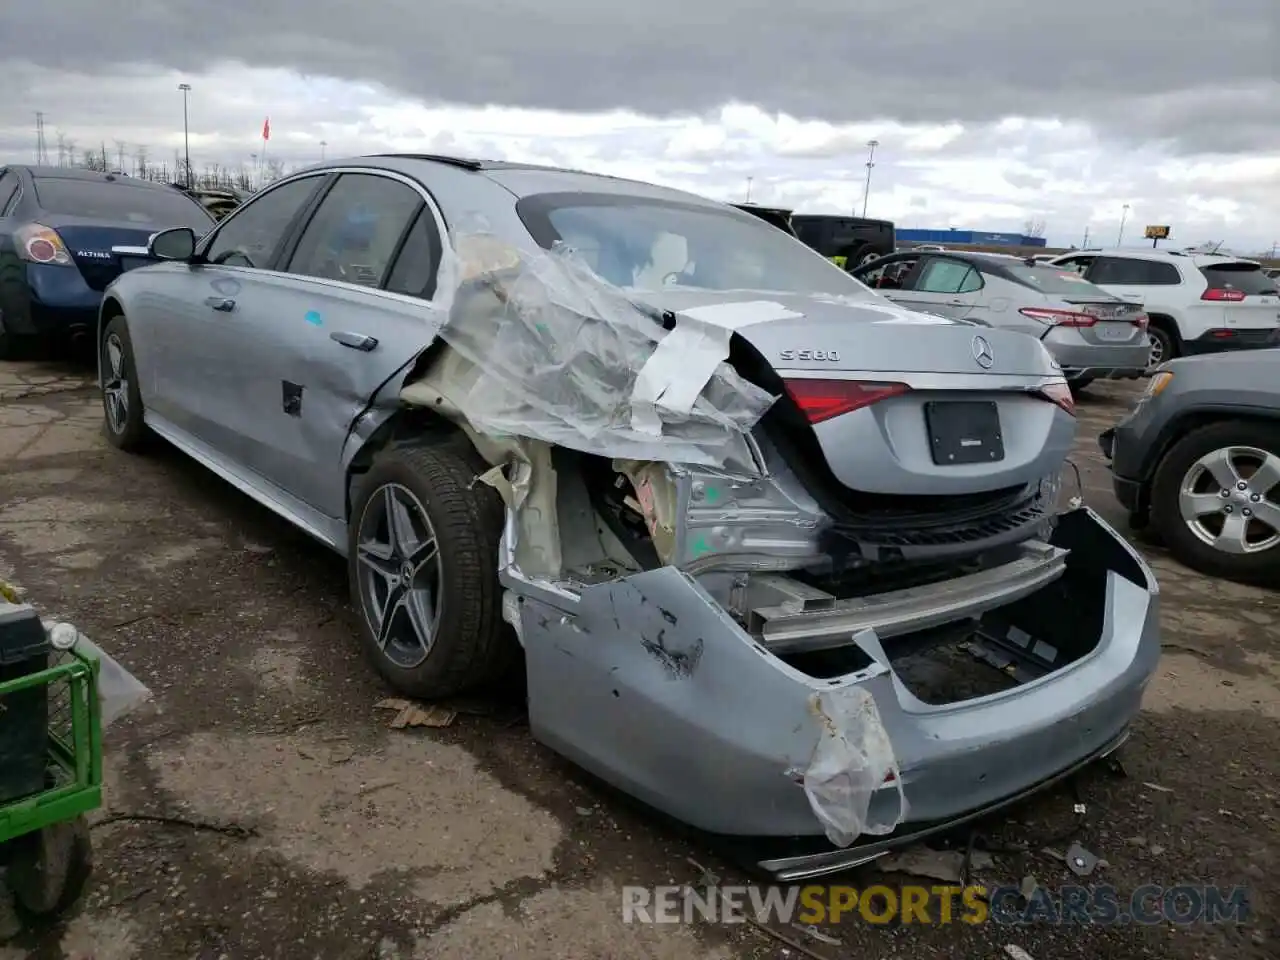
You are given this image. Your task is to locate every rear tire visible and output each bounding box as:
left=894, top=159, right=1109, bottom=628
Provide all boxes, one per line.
left=100, top=316, right=151, bottom=453
left=348, top=442, right=518, bottom=699
left=1146, top=320, right=1178, bottom=369
left=1149, top=420, right=1280, bottom=584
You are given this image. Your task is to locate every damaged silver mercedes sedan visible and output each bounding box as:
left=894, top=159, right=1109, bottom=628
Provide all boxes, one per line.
left=96, top=154, right=1161, bottom=879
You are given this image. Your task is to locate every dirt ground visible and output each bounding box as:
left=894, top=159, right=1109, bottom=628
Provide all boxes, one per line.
left=0, top=358, right=1275, bottom=960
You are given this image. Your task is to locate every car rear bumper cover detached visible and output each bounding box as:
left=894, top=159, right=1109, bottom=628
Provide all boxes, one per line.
left=508, top=505, right=1159, bottom=880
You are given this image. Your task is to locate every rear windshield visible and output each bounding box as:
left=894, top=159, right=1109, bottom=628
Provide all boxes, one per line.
left=33, top=179, right=215, bottom=234
left=1199, top=262, right=1279, bottom=296
left=515, top=192, right=876, bottom=299
left=1000, top=263, right=1113, bottom=297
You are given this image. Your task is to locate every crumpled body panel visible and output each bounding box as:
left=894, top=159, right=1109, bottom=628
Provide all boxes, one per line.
left=437, top=234, right=776, bottom=470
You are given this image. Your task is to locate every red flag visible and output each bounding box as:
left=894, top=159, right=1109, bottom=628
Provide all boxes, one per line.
left=262, top=117, right=270, bottom=141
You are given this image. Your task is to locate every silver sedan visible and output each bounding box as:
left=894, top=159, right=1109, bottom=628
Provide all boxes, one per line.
left=855, top=251, right=1151, bottom=390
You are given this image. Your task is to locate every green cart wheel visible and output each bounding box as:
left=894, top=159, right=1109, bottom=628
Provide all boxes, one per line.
left=6, top=815, right=93, bottom=920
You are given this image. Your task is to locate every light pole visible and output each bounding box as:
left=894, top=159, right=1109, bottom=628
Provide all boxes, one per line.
left=861, top=139, right=879, bottom=219
left=1116, top=203, right=1130, bottom=247
left=320, top=140, right=327, bottom=161
left=745, top=176, right=753, bottom=202
left=177, top=83, right=192, bottom=187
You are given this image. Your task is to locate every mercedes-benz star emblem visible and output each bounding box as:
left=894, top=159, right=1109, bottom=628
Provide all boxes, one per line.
left=971, top=335, right=995, bottom=369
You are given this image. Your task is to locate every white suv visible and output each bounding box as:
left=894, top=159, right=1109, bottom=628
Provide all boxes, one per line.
left=1047, top=249, right=1280, bottom=366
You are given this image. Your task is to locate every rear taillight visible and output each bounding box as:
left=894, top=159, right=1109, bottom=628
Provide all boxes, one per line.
left=14, top=223, right=73, bottom=266
left=1201, top=288, right=1246, bottom=302
left=782, top=378, right=909, bottom=424
left=1037, top=382, right=1075, bottom=416
left=1019, top=307, right=1097, bottom=327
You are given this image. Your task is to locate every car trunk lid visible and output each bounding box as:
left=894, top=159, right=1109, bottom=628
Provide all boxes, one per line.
left=640, top=290, right=1075, bottom=502
left=43, top=219, right=162, bottom=291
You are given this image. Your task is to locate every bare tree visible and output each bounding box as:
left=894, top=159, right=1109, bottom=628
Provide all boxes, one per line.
left=1022, top=217, right=1048, bottom=239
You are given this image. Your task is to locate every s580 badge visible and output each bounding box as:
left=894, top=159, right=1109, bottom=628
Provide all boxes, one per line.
left=778, top=349, right=841, bottom=362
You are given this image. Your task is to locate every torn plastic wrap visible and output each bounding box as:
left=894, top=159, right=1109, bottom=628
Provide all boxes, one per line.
left=803, top=680, right=906, bottom=847
left=47, top=624, right=152, bottom=728
left=438, top=234, right=776, bottom=468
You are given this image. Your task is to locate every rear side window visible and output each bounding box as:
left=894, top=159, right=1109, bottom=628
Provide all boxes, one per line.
left=32, top=178, right=214, bottom=234
left=1088, top=257, right=1181, bottom=285
left=0, top=172, right=18, bottom=213
left=287, top=174, right=423, bottom=287
left=914, top=259, right=982, bottom=294
left=384, top=208, right=443, bottom=299
left=1199, top=263, right=1278, bottom=296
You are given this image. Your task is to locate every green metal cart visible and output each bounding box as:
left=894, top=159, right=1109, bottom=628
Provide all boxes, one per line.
left=1, top=601, right=103, bottom=923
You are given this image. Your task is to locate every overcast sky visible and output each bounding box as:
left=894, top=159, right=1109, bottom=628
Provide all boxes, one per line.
left=2, top=1, right=1277, bottom=252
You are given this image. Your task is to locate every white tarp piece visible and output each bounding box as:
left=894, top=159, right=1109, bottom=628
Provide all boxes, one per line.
left=803, top=682, right=906, bottom=846
left=438, top=234, right=777, bottom=468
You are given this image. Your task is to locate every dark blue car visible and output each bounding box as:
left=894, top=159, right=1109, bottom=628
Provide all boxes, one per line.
left=0, top=166, right=215, bottom=358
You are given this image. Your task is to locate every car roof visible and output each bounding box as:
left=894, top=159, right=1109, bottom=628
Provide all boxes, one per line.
left=1051, top=247, right=1252, bottom=267
left=9, top=165, right=173, bottom=190
left=307, top=153, right=729, bottom=210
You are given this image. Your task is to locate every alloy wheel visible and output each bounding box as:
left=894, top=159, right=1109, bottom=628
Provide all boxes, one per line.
left=355, top=483, right=445, bottom=669
left=102, top=333, right=129, bottom=434
left=1147, top=334, right=1165, bottom=368
left=1178, top=445, right=1280, bottom=555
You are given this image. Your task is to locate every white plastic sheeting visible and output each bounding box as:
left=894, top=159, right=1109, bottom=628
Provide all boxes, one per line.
left=803, top=683, right=906, bottom=847
left=438, top=234, right=776, bottom=468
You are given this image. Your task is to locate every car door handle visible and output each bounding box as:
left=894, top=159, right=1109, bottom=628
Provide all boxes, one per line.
left=205, top=297, right=236, bottom=312
left=330, top=331, right=378, bottom=352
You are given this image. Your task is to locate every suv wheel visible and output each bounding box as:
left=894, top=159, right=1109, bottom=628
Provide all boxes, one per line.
left=1146, top=323, right=1177, bottom=368
left=1150, top=421, right=1280, bottom=583
left=348, top=442, right=517, bottom=699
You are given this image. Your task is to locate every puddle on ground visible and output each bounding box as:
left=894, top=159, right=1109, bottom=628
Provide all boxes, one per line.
left=416, top=882, right=736, bottom=960
left=145, top=731, right=564, bottom=907
left=1145, top=651, right=1280, bottom=719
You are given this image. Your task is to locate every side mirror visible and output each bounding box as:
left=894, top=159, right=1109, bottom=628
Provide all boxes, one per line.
left=148, top=227, right=196, bottom=261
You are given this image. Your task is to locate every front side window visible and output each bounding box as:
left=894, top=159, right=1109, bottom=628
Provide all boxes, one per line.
left=204, top=176, right=324, bottom=269
left=286, top=174, right=424, bottom=287
left=32, top=178, right=214, bottom=234
left=1054, top=256, right=1095, bottom=276
left=516, top=193, right=877, bottom=299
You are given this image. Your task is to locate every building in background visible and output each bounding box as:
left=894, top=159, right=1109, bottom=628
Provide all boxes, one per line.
left=896, top=228, right=1048, bottom=248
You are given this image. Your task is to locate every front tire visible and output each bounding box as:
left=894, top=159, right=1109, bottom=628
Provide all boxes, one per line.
left=100, top=316, right=151, bottom=452
left=348, top=442, right=516, bottom=699
left=1149, top=420, right=1280, bottom=583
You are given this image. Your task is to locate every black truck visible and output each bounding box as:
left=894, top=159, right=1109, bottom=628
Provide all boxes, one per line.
left=732, top=204, right=895, bottom=271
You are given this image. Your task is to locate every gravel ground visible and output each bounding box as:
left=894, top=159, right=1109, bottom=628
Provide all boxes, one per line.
left=0, top=359, right=1274, bottom=960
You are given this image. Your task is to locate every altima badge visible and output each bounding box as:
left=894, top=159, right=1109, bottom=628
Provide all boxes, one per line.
left=971, top=335, right=995, bottom=369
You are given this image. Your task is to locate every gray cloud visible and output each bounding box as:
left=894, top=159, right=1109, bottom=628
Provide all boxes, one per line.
left=2, top=0, right=1278, bottom=154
